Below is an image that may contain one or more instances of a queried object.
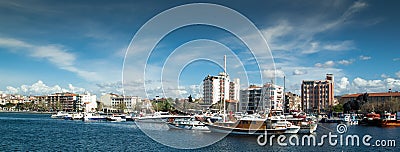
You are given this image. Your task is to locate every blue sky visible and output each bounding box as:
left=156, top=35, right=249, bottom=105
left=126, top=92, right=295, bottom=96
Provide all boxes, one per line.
left=0, top=0, right=399, bottom=98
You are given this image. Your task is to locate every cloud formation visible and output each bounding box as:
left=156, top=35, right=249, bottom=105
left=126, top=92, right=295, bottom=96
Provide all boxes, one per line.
left=2, top=80, right=85, bottom=95
left=0, top=37, right=99, bottom=82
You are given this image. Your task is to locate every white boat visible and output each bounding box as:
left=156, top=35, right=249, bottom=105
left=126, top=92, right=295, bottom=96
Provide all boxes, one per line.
left=62, top=112, right=84, bottom=120
left=106, top=115, right=127, bottom=122
left=270, top=116, right=300, bottom=134
left=286, top=115, right=318, bottom=134
left=51, top=111, right=69, bottom=119
left=135, top=112, right=174, bottom=123
left=166, top=116, right=209, bottom=131
left=83, top=113, right=107, bottom=122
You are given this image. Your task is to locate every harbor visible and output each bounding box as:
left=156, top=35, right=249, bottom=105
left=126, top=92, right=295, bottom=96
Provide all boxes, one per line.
left=1, top=112, right=399, bottom=151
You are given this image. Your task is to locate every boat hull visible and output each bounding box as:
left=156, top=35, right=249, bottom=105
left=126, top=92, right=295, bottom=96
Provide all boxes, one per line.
left=206, top=124, right=286, bottom=135
left=167, top=122, right=209, bottom=131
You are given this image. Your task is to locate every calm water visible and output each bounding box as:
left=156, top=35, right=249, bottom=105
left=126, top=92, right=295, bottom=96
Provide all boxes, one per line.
left=0, top=113, right=399, bottom=151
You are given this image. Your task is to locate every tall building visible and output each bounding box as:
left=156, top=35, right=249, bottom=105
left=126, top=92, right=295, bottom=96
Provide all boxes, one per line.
left=203, top=72, right=230, bottom=105
left=301, top=74, right=334, bottom=113
left=239, top=83, right=284, bottom=113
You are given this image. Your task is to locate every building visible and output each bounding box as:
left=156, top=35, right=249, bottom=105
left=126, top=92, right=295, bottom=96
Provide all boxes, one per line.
left=239, top=83, right=284, bottom=113
left=81, top=92, right=97, bottom=112
left=46, top=92, right=81, bottom=112
left=100, top=93, right=141, bottom=113
left=301, top=74, right=334, bottom=113
left=285, top=92, right=301, bottom=112
left=203, top=72, right=230, bottom=106
left=340, top=92, right=400, bottom=104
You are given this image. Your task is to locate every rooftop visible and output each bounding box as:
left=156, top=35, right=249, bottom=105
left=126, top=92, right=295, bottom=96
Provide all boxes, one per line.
left=341, top=92, right=400, bottom=98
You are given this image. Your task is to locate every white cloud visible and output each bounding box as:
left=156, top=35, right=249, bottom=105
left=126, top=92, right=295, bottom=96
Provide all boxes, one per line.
left=396, top=71, right=400, bottom=78
left=292, top=69, right=307, bottom=75
left=359, top=55, right=371, bottom=60
left=322, top=40, right=355, bottom=51
left=262, top=69, right=285, bottom=79
left=350, top=77, right=391, bottom=93
left=6, top=86, right=19, bottom=94
left=3, top=80, right=85, bottom=95
left=381, top=74, right=389, bottom=78
left=0, top=37, right=100, bottom=82
left=338, top=59, right=354, bottom=65
left=336, top=77, right=350, bottom=94
left=393, top=58, right=400, bottom=61
left=315, top=60, right=335, bottom=68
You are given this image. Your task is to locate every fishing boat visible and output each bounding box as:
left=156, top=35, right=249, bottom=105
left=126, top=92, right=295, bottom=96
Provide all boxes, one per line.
left=166, top=116, right=209, bottom=131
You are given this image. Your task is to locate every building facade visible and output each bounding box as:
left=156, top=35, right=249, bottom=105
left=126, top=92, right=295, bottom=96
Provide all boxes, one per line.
left=100, top=93, right=141, bottom=113
left=301, top=74, right=334, bottom=113
left=203, top=72, right=230, bottom=105
left=46, top=93, right=81, bottom=112
left=340, top=92, right=400, bottom=104
left=239, top=83, right=284, bottom=113
left=285, top=92, right=302, bottom=112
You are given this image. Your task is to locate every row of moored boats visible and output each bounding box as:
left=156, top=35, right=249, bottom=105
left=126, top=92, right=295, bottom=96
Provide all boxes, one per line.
left=134, top=111, right=318, bottom=135
left=51, top=111, right=134, bottom=122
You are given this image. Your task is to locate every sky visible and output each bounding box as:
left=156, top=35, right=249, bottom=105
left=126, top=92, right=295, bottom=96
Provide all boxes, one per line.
left=0, top=0, right=399, bottom=99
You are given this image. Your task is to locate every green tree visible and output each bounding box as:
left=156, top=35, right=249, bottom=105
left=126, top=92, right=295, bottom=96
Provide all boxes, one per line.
left=332, top=104, right=344, bottom=112
left=118, top=102, right=127, bottom=113
left=5, top=103, right=16, bottom=110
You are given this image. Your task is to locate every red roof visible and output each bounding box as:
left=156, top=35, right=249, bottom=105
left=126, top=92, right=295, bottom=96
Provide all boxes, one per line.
left=342, top=92, right=400, bottom=98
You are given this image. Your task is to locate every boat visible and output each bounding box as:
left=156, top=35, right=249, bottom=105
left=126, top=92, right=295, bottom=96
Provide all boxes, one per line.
left=83, top=113, right=107, bottom=122
left=135, top=111, right=175, bottom=123
left=286, top=116, right=317, bottom=134
left=270, top=116, right=300, bottom=134
left=379, top=112, right=400, bottom=127
left=106, top=114, right=127, bottom=122
left=166, top=116, right=209, bottom=131
left=63, top=112, right=83, bottom=120
left=360, top=112, right=381, bottom=126
left=51, top=111, right=69, bottom=119
left=206, top=115, right=287, bottom=135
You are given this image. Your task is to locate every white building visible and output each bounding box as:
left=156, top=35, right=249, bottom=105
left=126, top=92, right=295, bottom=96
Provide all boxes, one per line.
left=81, top=92, right=97, bottom=112
left=239, top=83, right=284, bottom=113
left=203, top=72, right=230, bottom=105
left=100, top=93, right=141, bottom=113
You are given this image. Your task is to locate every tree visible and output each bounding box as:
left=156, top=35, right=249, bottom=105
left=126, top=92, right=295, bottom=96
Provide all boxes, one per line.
left=5, top=103, right=16, bottom=111
left=332, top=104, right=343, bottom=112
left=118, top=102, right=127, bottom=113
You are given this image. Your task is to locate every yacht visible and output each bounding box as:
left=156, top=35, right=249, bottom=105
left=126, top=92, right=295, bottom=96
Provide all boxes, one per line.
left=83, top=113, right=107, bottom=122
left=135, top=111, right=174, bottom=123
left=106, top=114, right=127, bottom=122
left=166, top=116, right=209, bottom=131
left=206, top=115, right=287, bottom=135
left=51, top=111, right=69, bottom=119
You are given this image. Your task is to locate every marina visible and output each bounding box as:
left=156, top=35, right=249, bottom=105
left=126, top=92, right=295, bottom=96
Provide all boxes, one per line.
left=1, top=112, right=399, bottom=151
